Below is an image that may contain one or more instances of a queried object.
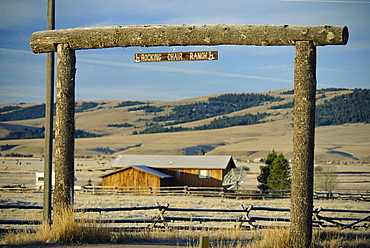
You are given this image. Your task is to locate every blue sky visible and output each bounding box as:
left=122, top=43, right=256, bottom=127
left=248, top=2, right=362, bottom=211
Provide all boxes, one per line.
left=0, top=0, right=369, bottom=104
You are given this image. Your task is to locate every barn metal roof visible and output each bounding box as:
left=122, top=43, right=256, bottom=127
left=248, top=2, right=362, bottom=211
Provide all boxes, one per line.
left=111, top=155, right=235, bottom=169
left=133, top=165, right=173, bottom=178
left=100, top=165, right=173, bottom=178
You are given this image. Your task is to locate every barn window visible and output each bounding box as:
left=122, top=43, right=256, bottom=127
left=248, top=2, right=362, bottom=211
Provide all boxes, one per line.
left=176, top=170, right=181, bottom=177
left=198, top=170, right=211, bottom=178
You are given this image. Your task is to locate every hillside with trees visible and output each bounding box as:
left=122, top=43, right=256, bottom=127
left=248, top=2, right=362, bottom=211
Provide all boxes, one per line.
left=152, top=93, right=282, bottom=125
left=75, top=101, right=100, bottom=113
left=114, top=101, right=149, bottom=108
left=279, top=88, right=350, bottom=95
left=136, top=112, right=270, bottom=135
left=134, top=93, right=279, bottom=134
left=0, top=101, right=106, bottom=121
left=128, top=105, right=164, bottom=114
left=1, top=88, right=369, bottom=136
left=0, top=88, right=369, bottom=160
left=1, top=90, right=368, bottom=131
left=0, top=104, right=46, bottom=121
left=1, top=127, right=102, bottom=140
left=268, top=101, right=294, bottom=110
left=271, top=88, right=369, bottom=126
left=315, top=88, right=370, bottom=126
left=0, top=106, right=21, bottom=113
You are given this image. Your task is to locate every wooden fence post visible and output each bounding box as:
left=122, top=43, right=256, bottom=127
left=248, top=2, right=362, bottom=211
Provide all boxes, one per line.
left=53, top=43, right=76, bottom=217
left=290, top=40, right=317, bottom=247
left=199, top=236, right=209, bottom=248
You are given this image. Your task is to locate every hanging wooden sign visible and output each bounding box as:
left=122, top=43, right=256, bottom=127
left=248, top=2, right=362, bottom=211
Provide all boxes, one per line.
left=134, top=51, right=218, bottom=63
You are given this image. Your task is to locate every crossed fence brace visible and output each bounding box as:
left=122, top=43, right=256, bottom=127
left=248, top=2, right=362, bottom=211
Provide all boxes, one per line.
left=144, top=203, right=369, bottom=230
left=313, top=207, right=370, bottom=230
left=1, top=203, right=369, bottom=230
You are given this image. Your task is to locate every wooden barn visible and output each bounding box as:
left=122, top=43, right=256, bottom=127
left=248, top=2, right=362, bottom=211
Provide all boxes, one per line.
left=100, top=165, right=173, bottom=188
left=101, top=155, right=236, bottom=188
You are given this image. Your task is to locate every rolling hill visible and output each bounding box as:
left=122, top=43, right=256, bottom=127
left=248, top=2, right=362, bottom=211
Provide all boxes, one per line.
left=0, top=88, right=369, bottom=163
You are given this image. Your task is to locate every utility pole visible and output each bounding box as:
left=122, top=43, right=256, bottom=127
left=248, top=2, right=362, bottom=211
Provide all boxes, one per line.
left=43, top=0, right=55, bottom=227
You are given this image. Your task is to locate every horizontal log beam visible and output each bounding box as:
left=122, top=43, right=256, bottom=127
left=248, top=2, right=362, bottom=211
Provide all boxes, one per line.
left=30, top=24, right=348, bottom=53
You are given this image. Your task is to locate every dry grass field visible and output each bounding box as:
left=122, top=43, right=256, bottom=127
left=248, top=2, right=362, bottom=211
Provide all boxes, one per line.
left=2, top=190, right=369, bottom=224
left=1, top=157, right=369, bottom=233
left=0, top=158, right=369, bottom=247
left=1, top=190, right=370, bottom=247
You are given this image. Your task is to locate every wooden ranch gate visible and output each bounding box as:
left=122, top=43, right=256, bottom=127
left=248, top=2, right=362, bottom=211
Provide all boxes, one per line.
left=30, top=24, right=348, bottom=247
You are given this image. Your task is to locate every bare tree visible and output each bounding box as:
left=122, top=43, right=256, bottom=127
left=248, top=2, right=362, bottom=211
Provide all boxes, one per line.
left=315, top=164, right=339, bottom=198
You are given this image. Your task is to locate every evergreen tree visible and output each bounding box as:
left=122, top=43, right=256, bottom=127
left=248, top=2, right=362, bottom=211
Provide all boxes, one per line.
left=265, top=149, right=277, bottom=166
left=257, top=150, right=291, bottom=191
left=257, top=150, right=277, bottom=191
left=257, top=165, right=270, bottom=191
left=267, top=153, right=291, bottom=191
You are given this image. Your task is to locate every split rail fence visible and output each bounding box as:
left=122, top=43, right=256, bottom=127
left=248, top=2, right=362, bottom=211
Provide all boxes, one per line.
left=1, top=203, right=369, bottom=232
left=79, top=185, right=370, bottom=201
left=1, top=185, right=370, bottom=201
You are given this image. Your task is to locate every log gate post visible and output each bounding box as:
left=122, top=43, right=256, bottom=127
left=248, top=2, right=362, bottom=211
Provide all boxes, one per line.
left=30, top=24, right=348, bottom=246
left=291, top=40, right=317, bottom=247
left=53, top=43, right=76, bottom=217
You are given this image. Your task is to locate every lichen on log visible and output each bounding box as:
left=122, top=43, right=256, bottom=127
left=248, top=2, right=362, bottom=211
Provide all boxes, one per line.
left=30, top=24, right=349, bottom=53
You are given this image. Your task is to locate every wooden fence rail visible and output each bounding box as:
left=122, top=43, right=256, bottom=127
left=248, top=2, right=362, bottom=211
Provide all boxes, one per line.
left=75, top=186, right=370, bottom=201
left=1, top=203, right=369, bottom=232
left=1, top=185, right=369, bottom=202
left=1, top=185, right=369, bottom=201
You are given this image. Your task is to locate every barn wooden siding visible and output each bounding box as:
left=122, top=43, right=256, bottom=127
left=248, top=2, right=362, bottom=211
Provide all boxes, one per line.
left=161, top=168, right=224, bottom=187
left=160, top=161, right=235, bottom=187
left=102, top=157, right=236, bottom=188
left=101, top=168, right=173, bottom=188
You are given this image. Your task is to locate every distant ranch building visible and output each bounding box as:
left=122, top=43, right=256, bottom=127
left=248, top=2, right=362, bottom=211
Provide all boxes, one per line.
left=253, top=158, right=264, bottom=163
left=100, top=155, right=236, bottom=188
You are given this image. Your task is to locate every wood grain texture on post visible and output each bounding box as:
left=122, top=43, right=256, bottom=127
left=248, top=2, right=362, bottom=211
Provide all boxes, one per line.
left=290, top=40, right=317, bottom=248
left=53, top=43, right=76, bottom=215
left=30, top=24, right=348, bottom=53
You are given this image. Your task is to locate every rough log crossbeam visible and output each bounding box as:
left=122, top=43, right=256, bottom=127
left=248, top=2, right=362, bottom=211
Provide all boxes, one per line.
left=30, top=24, right=348, bottom=53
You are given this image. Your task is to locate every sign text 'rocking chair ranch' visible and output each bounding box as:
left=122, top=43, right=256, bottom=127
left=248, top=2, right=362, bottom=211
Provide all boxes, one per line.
left=134, top=51, right=218, bottom=62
